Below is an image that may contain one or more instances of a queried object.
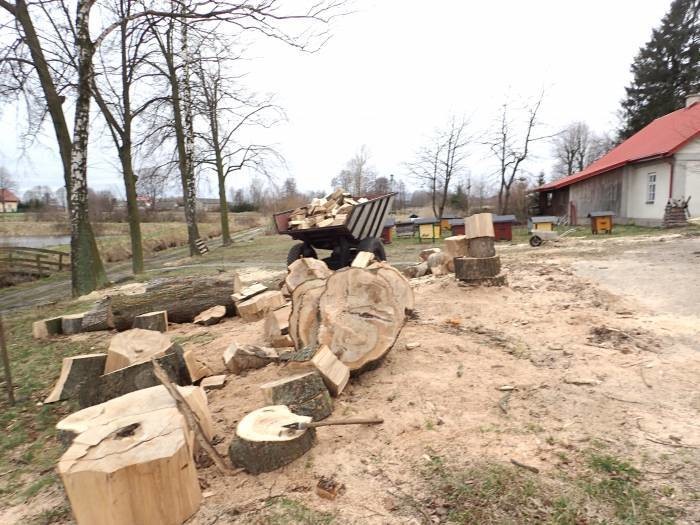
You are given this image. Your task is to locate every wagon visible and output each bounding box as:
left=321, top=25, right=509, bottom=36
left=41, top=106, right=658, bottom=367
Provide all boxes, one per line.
left=273, top=192, right=396, bottom=269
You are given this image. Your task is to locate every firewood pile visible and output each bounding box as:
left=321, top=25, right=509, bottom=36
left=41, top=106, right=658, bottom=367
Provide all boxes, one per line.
left=663, top=197, right=690, bottom=228
left=286, top=188, right=368, bottom=230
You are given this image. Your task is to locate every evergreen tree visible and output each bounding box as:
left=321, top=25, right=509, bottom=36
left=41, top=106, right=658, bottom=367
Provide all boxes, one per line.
left=618, top=0, right=700, bottom=140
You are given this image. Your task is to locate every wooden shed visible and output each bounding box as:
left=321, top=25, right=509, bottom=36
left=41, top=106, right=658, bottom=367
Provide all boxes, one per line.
left=414, top=217, right=440, bottom=242
left=381, top=217, right=396, bottom=244
left=493, top=214, right=517, bottom=241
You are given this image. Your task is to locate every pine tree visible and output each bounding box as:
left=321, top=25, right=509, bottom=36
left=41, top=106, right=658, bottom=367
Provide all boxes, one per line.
left=618, top=0, right=700, bottom=140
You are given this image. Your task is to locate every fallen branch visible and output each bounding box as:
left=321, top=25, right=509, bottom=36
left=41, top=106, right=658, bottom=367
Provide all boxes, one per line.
left=498, top=391, right=511, bottom=414
left=602, top=393, right=645, bottom=405
left=510, top=459, right=539, bottom=474
left=151, top=359, right=240, bottom=475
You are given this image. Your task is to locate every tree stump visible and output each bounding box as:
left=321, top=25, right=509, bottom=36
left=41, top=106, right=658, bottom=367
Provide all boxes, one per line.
left=32, top=317, right=63, bottom=340
left=193, top=305, right=226, bottom=326
left=285, top=258, right=332, bottom=293
left=104, top=328, right=176, bottom=374
left=228, top=405, right=316, bottom=474
left=468, top=237, right=496, bottom=258
left=61, top=313, right=85, bottom=335
left=132, top=311, right=168, bottom=332
left=237, top=291, right=286, bottom=322
left=260, top=371, right=332, bottom=420
left=45, top=354, right=107, bottom=404
left=368, top=261, right=415, bottom=313
left=454, top=256, right=502, bottom=281
left=223, top=343, right=278, bottom=374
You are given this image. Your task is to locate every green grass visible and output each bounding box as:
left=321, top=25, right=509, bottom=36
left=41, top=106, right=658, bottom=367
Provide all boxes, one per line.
left=258, top=497, right=335, bottom=525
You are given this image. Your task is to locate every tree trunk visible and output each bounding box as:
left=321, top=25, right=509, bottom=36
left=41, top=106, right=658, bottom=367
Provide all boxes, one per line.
left=121, top=141, right=144, bottom=274
left=210, top=107, right=232, bottom=245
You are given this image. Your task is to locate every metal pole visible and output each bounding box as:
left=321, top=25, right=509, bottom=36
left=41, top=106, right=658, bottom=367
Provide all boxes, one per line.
left=0, top=316, right=15, bottom=405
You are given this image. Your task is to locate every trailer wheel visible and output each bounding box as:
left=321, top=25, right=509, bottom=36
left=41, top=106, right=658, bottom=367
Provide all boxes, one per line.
left=529, top=235, right=543, bottom=247
left=358, top=237, right=386, bottom=262
left=287, top=243, right=317, bottom=266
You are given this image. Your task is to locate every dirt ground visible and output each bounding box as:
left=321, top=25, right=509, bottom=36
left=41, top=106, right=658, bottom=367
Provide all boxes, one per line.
left=4, top=231, right=700, bottom=524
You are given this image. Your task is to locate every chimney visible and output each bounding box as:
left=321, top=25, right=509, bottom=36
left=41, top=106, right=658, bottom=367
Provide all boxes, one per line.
left=686, top=93, right=700, bottom=107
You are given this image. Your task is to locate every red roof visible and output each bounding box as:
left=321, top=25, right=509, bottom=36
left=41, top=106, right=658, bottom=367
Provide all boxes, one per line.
left=538, top=102, right=700, bottom=191
left=0, top=189, right=19, bottom=202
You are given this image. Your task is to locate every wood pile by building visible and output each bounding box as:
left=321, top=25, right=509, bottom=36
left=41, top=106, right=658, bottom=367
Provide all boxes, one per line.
left=286, top=188, right=368, bottom=230
left=663, top=197, right=690, bottom=228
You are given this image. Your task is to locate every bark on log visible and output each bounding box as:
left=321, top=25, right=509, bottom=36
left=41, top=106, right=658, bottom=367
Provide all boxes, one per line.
left=78, top=347, right=190, bottom=408
left=427, top=252, right=450, bottom=275
left=109, top=274, right=238, bottom=330
left=260, top=371, right=332, bottom=420
left=44, top=354, right=107, bottom=404
left=81, top=297, right=114, bottom=332
left=228, top=405, right=316, bottom=474
left=61, top=313, right=85, bottom=335
left=132, top=311, right=168, bottom=332
left=312, top=345, right=349, bottom=397
left=454, top=256, right=502, bottom=281
left=468, top=236, right=496, bottom=258
left=104, top=328, right=176, bottom=374
left=285, top=258, right=332, bottom=293
left=237, top=291, right=285, bottom=322
left=223, top=343, right=278, bottom=374
left=57, top=404, right=202, bottom=525
left=193, top=305, right=226, bottom=326
left=289, top=279, right=326, bottom=350
left=316, top=268, right=405, bottom=372
left=32, top=317, right=63, bottom=339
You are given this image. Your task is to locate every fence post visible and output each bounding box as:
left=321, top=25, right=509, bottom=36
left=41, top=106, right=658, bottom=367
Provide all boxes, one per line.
left=0, top=316, right=15, bottom=405
left=35, top=254, right=43, bottom=278
left=58, top=253, right=64, bottom=272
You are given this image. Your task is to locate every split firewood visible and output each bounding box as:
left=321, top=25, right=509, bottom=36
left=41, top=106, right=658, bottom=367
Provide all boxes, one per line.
left=183, top=349, right=212, bottom=382
left=44, top=354, right=107, bottom=404
left=286, top=189, right=359, bottom=231
left=61, top=313, right=85, bottom=335
left=237, top=291, right=285, bottom=322
left=443, top=235, right=468, bottom=258
left=351, top=251, right=375, bottom=268
left=311, top=345, right=350, bottom=397
left=228, top=405, right=316, bottom=474
left=468, top=237, right=496, bottom=258
left=132, top=310, right=168, bottom=332
left=231, top=282, right=267, bottom=303
left=32, top=316, right=63, bottom=339
left=104, top=328, right=177, bottom=374
left=464, top=213, right=495, bottom=239
left=223, top=343, right=278, bottom=374
left=285, top=258, right=332, bottom=293
left=288, top=279, right=326, bottom=350
left=193, top=305, right=227, bottom=326
left=316, top=268, right=405, bottom=372
left=260, top=371, right=333, bottom=421
left=264, top=304, right=291, bottom=342
left=454, top=256, right=502, bottom=281
left=81, top=297, right=114, bottom=332
left=403, top=261, right=429, bottom=279
left=201, top=375, right=227, bottom=390
left=270, top=334, right=295, bottom=348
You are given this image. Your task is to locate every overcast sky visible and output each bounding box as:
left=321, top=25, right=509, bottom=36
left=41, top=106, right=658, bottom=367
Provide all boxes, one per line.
left=0, top=0, right=672, bottom=198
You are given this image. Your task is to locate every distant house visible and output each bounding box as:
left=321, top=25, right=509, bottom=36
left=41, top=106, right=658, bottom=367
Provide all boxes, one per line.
left=0, top=189, right=19, bottom=212
left=536, top=94, right=700, bottom=226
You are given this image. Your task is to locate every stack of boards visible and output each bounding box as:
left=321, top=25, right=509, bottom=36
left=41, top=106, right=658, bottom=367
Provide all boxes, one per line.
left=286, top=188, right=368, bottom=230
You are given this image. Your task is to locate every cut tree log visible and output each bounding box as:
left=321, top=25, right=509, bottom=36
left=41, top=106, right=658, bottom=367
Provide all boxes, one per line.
left=316, top=268, right=405, bottom=371
left=237, top=291, right=286, bottom=322
left=109, top=274, right=239, bottom=330
left=81, top=297, right=114, bottom=332
left=56, top=384, right=213, bottom=446
left=443, top=235, right=468, bottom=258
left=368, top=261, right=415, bottom=313
left=57, top=405, right=202, bottom=525
left=264, top=304, right=291, bottom=343
left=468, top=236, right=496, bottom=258
left=285, top=258, right=332, bottom=293
left=288, top=279, right=326, bottom=350
left=351, top=251, right=374, bottom=268
left=464, top=213, right=495, bottom=239
left=61, top=313, right=85, bottom=335
left=454, top=256, right=502, bottom=281
left=132, top=311, right=168, bottom=332
left=231, top=282, right=267, bottom=303
left=104, top=328, right=176, bottom=374
left=312, top=345, right=350, bottom=397
left=32, top=317, right=63, bottom=339
left=193, top=305, right=227, bottom=326
left=223, top=343, right=278, bottom=374
left=419, top=248, right=441, bottom=261
left=183, top=349, right=212, bottom=382
left=228, top=405, right=316, bottom=474
left=260, top=371, right=332, bottom=420
left=44, top=354, right=107, bottom=404
left=427, top=252, right=450, bottom=276
left=78, top=348, right=190, bottom=408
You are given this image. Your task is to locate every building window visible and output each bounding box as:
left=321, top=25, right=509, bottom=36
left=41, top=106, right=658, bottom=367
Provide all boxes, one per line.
left=646, top=173, right=656, bottom=204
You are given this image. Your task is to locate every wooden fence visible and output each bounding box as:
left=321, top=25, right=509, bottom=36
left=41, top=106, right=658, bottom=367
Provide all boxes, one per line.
left=0, top=247, right=70, bottom=277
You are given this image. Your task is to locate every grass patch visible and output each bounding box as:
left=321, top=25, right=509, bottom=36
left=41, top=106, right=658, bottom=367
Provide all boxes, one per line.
left=420, top=452, right=679, bottom=524
left=258, top=497, right=335, bottom=525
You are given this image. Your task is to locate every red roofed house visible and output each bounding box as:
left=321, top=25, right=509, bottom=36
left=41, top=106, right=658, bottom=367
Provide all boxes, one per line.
left=0, top=188, right=19, bottom=213
left=536, top=94, right=700, bottom=226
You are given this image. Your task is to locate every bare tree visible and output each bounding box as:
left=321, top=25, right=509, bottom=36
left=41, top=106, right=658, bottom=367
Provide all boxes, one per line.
left=486, top=95, right=545, bottom=214
left=332, top=146, right=377, bottom=196
left=408, top=116, right=472, bottom=219
left=0, top=166, right=17, bottom=211
left=136, top=165, right=171, bottom=211
left=551, top=122, right=617, bottom=178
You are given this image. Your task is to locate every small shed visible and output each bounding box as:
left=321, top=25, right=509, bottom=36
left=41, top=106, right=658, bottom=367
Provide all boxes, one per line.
left=528, top=216, right=558, bottom=232
left=414, top=217, right=440, bottom=242
left=381, top=217, right=396, bottom=244
left=588, top=211, right=615, bottom=234
left=449, top=218, right=465, bottom=236
left=493, top=215, right=517, bottom=241
left=395, top=220, right=415, bottom=238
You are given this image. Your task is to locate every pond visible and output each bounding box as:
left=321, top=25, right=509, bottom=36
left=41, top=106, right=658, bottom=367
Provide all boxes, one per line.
left=0, top=235, right=71, bottom=249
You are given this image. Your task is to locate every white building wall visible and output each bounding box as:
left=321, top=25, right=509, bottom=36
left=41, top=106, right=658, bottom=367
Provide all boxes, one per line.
left=0, top=201, right=18, bottom=213
left=623, top=160, right=671, bottom=223
left=672, top=137, right=700, bottom=217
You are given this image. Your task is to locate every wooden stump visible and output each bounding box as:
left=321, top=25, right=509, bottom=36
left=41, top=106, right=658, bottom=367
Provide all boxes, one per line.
left=193, top=305, right=226, bottom=326
left=312, top=345, right=349, bottom=397
left=237, top=291, right=285, bottom=322
left=260, top=371, right=332, bottom=420
left=78, top=349, right=190, bottom=408
left=132, top=311, right=168, bottom=332
left=223, top=343, right=278, bottom=374
left=32, top=317, right=63, bottom=339
left=104, top=328, right=176, bottom=374
left=368, top=261, right=415, bottom=313
left=61, top=313, right=85, bottom=335
left=285, top=258, right=332, bottom=293
left=44, top=354, right=107, bottom=404
left=58, top=408, right=202, bottom=525
left=81, top=297, right=114, bottom=332
left=454, top=256, right=502, bottom=281
left=228, top=405, right=316, bottom=474
left=288, top=279, right=326, bottom=350
left=468, top=236, right=496, bottom=258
